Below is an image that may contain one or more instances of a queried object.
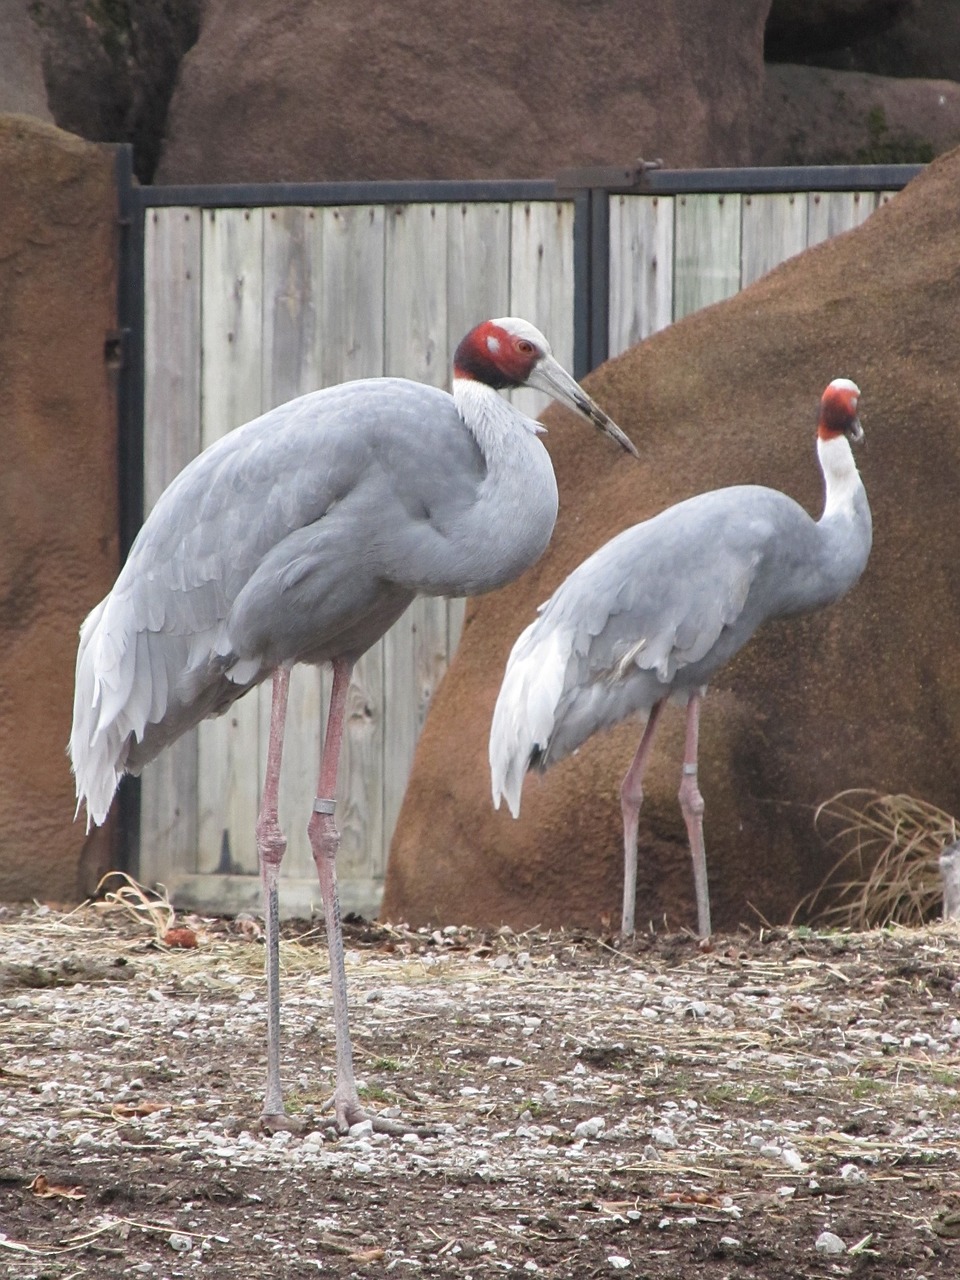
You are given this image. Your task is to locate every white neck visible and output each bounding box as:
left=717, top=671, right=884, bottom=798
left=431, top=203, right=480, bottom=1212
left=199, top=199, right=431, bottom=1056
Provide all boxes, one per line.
left=818, top=433, right=863, bottom=520
left=452, top=377, right=541, bottom=462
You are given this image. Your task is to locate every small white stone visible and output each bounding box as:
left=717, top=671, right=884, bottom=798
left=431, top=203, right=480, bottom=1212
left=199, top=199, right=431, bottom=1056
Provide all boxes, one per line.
left=573, top=1117, right=605, bottom=1141
left=719, top=1236, right=740, bottom=1247
left=168, top=1232, right=193, bottom=1253
left=608, top=1256, right=631, bottom=1270
left=781, top=1147, right=805, bottom=1171
left=651, top=1126, right=678, bottom=1149
left=348, top=1119, right=374, bottom=1138
left=839, top=1163, right=866, bottom=1183
left=815, top=1231, right=846, bottom=1255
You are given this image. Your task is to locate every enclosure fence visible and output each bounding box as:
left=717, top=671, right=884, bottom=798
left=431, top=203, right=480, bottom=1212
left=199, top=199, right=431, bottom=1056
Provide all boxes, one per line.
left=115, top=159, right=921, bottom=918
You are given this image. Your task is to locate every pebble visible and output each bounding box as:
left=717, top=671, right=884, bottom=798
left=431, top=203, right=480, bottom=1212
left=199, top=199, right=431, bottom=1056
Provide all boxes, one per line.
left=168, top=1232, right=193, bottom=1252
left=651, top=1126, right=678, bottom=1149
left=348, top=1119, right=374, bottom=1138
left=608, top=1257, right=631, bottom=1270
left=781, top=1147, right=805, bottom=1171
left=815, top=1231, right=846, bottom=1255
left=573, top=1117, right=605, bottom=1141
left=839, top=1162, right=866, bottom=1183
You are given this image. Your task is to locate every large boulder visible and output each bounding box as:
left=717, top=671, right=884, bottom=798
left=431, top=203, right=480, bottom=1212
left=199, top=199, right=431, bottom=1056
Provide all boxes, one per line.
left=382, top=147, right=960, bottom=933
left=0, top=115, right=119, bottom=902
left=759, top=63, right=960, bottom=165
left=156, top=0, right=771, bottom=183
left=0, top=1, right=51, bottom=119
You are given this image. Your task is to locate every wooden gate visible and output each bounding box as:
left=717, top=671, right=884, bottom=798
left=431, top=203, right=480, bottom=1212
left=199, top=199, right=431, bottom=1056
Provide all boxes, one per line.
left=122, top=166, right=915, bottom=918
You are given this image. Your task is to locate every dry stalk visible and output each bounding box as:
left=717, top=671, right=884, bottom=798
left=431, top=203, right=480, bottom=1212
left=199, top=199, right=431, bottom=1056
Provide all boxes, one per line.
left=94, top=871, right=176, bottom=941
left=799, top=789, right=957, bottom=929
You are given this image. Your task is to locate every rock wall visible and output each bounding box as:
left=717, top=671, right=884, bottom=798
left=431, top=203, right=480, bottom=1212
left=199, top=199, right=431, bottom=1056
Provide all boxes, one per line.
left=0, top=115, right=119, bottom=902
left=155, top=0, right=771, bottom=183
left=381, top=147, right=960, bottom=933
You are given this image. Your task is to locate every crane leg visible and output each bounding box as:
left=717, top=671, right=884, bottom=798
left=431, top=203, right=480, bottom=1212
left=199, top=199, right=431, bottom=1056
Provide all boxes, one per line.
left=307, top=660, right=436, bottom=1139
left=678, top=692, right=712, bottom=939
left=619, top=699, right=666, bottom=936
left=256, top=666, right=292, bottom=1126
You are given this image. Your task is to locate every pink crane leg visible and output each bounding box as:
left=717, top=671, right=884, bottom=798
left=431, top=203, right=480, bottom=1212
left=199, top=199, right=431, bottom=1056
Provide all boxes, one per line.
left=619, top=699, right=666, bottom=936
left=679, top=691, right=712, bottom=939
left=256, top=667, right=291, bottom=1122
left=307, top=658, right=363, bottom=1131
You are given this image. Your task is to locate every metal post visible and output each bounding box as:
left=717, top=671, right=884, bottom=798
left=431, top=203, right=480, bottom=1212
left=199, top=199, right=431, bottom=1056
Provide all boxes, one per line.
left=113, top=143, right=144, bottom=878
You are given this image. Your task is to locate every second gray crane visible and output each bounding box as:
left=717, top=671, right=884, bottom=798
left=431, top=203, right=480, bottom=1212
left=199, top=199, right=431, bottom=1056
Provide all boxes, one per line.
left=490, top=378, right=872, bottom=939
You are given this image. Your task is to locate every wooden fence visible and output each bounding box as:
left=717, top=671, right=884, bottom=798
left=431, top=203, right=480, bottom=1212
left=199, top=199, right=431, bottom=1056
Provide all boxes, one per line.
left=131, top=176, right=903, bottom=919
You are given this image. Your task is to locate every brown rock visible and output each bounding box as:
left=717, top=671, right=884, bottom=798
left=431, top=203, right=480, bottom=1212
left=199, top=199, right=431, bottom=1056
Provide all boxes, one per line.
left=382, top=146, right=960, bottom=933
left=0, top=115, right=119, bottom=902
left=759, top=62, right=960, bottom=165
left=0, top=2, right=51, bottom=120
left=156, top=0, right=771, bottom=184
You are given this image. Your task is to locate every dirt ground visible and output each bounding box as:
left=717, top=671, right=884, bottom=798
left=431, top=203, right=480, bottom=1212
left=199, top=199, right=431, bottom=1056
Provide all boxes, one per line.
left=1, top=901, right=959, bottom=1279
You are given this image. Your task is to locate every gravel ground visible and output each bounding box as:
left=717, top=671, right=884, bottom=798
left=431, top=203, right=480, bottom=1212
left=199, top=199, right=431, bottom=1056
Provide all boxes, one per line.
left=1, top=900, right=959, bottom=1278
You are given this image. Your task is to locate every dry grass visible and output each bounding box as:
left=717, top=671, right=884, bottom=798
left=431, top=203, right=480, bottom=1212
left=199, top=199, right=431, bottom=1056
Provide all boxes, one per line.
left=800, top=788, right=956, bottom=929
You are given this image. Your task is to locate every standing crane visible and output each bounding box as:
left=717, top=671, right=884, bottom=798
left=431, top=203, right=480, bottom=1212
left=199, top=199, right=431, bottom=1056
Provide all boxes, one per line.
left=490, top=378, right=871, bottom=939
left=71, top=317, right=637, bottom=1133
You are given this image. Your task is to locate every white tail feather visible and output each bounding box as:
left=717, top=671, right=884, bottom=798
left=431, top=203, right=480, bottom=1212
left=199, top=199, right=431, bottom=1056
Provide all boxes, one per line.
left=489, top=619, right=573, bottom=818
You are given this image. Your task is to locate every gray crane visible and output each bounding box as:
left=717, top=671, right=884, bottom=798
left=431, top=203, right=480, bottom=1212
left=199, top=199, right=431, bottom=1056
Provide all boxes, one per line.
left=70, top=317, right=637, bottom=1133
left=490, top=378, right=872, bottom=940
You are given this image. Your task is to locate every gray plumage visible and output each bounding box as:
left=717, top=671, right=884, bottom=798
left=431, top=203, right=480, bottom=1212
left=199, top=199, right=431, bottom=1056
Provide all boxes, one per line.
left=490, top=378, right=872, bottom=937
left=70, top=316, right=635, bottom=1132
left=70, top=316, right=635, bottom=828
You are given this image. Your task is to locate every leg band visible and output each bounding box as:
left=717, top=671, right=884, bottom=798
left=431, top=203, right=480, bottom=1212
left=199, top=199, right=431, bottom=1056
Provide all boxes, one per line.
left=313, top=797, right=337, bottom=815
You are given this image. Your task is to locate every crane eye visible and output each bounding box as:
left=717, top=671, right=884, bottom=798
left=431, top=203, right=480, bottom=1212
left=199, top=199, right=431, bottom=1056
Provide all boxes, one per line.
left=516, top=339, right=536, bottom=355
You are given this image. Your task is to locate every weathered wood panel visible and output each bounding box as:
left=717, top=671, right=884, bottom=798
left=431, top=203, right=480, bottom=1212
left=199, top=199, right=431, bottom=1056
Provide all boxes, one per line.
left=319, top=205, right=387, bottom=894
left=378, top=204, right=453, bottom=878
left=509, top=201, right=575, bottom=419
left=740, top=193, right=808, bottom=288
left=673, top=193, right=742, bottom=321
left=608, top=194, right=675, bottom=356
left=445, top=201, right=513, bottom=652
left=806, top=190, right=875, bottom=246
left=258, top=208, right=325, bottom=885
left=139, top=208, right=202, bottom=885
left=196, top=208, right=265, bottom=877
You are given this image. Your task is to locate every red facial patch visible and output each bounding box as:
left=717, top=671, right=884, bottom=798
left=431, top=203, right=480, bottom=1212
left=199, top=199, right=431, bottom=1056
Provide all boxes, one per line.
left=818, top=382, right=859, bottom=438
left=453, top=321, right=541, bottom=389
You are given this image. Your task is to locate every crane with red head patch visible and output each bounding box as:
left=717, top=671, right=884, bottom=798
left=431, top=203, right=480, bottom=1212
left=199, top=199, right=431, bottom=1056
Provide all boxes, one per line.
left=491, top=377, right=872, bottom=941
left=70, top=315, right=635, bottom=1139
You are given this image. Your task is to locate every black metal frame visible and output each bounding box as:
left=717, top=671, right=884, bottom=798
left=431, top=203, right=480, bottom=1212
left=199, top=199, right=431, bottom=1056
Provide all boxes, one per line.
left=111, top=155, right=922, bottom=871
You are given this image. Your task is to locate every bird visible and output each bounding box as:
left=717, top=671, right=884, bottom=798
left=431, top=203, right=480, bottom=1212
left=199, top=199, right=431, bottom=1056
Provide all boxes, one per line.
left=489, top=377, right=872, bottom=940
left=70, top=316, right=637, bottom=1134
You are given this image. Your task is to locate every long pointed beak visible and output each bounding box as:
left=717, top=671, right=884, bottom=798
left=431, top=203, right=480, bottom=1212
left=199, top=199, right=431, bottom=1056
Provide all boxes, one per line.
left=526, top=355, right=639, bottom=458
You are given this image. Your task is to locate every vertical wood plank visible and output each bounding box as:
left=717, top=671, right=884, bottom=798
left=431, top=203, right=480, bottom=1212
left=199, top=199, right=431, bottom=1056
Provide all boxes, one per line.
left=509, top=200, right=576, bottom=419
left=259, top=207, right=325, bottom=884
left=446, top=201, right=512, bottom=343
left=445, top=201, right=513, bottom=660
left=740, top=192, right=808, bottom=288
left=806, top=190, right=873, bottom=246
left=608, top=194, right=675, bottom=356
left=196, top=207, right=265, bottom=876
left=673, top=193, right=742, bottom=321
left=139, top=207, right=202, bottom=887
left=320, top=205, right=387, bottom=888
left=380, top=204, right=451, bottom=877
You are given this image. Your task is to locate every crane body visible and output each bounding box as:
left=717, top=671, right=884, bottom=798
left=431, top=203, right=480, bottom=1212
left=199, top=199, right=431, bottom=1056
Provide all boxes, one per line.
left=490, top=379, right=871, bottom=939
left=71, top=317, right=636, bottom=1133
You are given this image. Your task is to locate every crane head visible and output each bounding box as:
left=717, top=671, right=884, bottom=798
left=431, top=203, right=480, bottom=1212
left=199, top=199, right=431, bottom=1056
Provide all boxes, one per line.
left=453, top=318, right=638, bottom=457
left=819, top=378, right=863, bottom=443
